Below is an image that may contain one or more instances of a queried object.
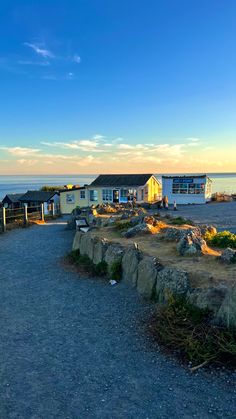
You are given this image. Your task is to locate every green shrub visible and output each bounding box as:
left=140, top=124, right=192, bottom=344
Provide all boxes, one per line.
left=93, top=260, right=108, bottom=276
left=67, top=251, right=108, bottom=276
left=170, top=216, right=194, bottom=226
left=114, top=220, right=138, bottom=232
left=110, top=260, right=122, bottom=281
left=205, top=230, right=236, bottom=249
left=149, top=295, right=236, bottom=367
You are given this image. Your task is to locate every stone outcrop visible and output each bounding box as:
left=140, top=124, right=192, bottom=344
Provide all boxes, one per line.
left=122, top=246, right=141, bottom=288
left=164, top=226, right=201, bottom=242
left=199, top=225, right=217, bottom=236
left=80, top=233, right=94, bottom=260
left=188, top=285, right=227, bottom=316
left=123, top=223, right=154, bottom=238
left=177, top=232, right=207, bottom=256
left=92, top=237, right=108, bottom=265
left=137, top=257, right=159, bottom=299
left=156, top=267, right=190, bottom=303
left=72, top=231, right=83, bottom=251
left=220, top=247, right=236, bottom=264
left=104, top=243, right=124, bottom=275
left=216, top=286, right=236, bottom=328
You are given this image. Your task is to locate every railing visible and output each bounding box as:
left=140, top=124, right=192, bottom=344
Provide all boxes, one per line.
left=0, top=203, right=60, bottom=233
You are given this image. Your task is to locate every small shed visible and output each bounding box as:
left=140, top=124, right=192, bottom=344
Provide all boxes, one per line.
left=162, top=175, right=212, bottom=205
left=19, top=191, right=60, bottom=215
left=2, top=194, right=24, bottom=209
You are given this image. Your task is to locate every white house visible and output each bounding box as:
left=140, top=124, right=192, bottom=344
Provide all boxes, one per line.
left=162, top=175, right=212, bottom=205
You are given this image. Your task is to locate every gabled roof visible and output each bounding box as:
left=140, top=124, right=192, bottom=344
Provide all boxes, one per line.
left=90, top=174, right=155, bottom=188
left=2, top=193, right=23, bottom=203
left=19, top=190, right=59, bottom=203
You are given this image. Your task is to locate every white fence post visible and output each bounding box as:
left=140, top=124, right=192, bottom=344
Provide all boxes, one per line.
left=24, top=204, right=28, bottom=226
left=41, top=203, right=45, bottom=222
left=1, top=207, right=6, bottom=233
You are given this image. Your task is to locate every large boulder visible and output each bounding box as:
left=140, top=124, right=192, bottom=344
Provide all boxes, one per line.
left=72, top=231, right=83, bottom=251
left=199, top=225, right=217, bottom=236
left=216, top=286, right=236, bottom=329
left=79, top=233, right=94, bottom=260
left=176, top=232, right=207, bottom=256
left=122, top=246, right=141, bottom=288
left=104, top=243, right=124, bottom=275
left=220, top=248, right=236, bottom=264
left=156, top=267, right=190, bottom=303
left=188, top=285, right=227, bottom=316
left=123, top=223, right=155, bottom=238
left=92, top=237, right=109, bottom=265
left=137, top=257, right=160, bottom=299
left=164, top=226, right=201, bottom=242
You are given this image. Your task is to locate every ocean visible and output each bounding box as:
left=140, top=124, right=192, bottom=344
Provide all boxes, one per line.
left=0, top=173, right=236, bottom=200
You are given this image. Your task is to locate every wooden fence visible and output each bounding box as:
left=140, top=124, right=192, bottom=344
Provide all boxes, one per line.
left=0, top=203, right=60, bottom=233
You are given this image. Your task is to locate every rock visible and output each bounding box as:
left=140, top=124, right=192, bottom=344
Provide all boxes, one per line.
left=188, top=285, right=227, bottom=316
left=220, top=247, right=236, bottom=264
left=177, top=232, right=207, bottom=256
left=123, top=223, right=154, bottom=238
left=72, top=231, right=83, bottom=251
left=199, top=225, right=217, bottom=236
left=156, top=267, right=190, bottom=303
left=92, top=237, right=109, bottom=265
left=164, top=226, right=201, bottom=242
left=79, top=233, right=94, bottom=260
left=122, top=246, right=141, bottom=287
left=104, top=243, right=124, bottom=275
left=137, top=257, right=159, bottom=299
left=143, top=216, right=158, bottom=226
left=216, top=286, right=236, bottom=329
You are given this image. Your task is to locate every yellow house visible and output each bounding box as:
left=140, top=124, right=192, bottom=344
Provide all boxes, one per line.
left=60, top=174, right=161, bottom=214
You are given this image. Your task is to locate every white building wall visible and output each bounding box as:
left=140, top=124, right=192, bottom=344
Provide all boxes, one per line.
left=162, top=177, right=212, bottom=205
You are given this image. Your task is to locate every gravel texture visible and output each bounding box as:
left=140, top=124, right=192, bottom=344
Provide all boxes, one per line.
left=163, top=201, right=236, bottom=233
left=0, top=219, right=236, bottom=418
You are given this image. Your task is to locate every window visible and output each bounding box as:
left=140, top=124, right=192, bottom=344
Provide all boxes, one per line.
left=80, top=190, right=86, bottom=199
left=141, top=189, right=144, bottom=201
left=89, top=190, right=98, bottom=201
left=172, top=179, right=205, bottom=195
left=66, top=193, right=75, bottom=204
left=102, top=189, right=112, bottom=201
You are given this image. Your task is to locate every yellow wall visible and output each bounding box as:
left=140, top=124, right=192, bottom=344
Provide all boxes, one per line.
left=60, top=189, right=89, bottom=214
left=146, top=176, right=162, bottom=202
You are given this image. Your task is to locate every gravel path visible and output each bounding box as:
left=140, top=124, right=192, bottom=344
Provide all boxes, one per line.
left=0, top=220, right=236, bottom=418
left=164, top=201, right=236, bottom=233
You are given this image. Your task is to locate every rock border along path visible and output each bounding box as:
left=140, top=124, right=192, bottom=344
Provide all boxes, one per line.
left=0, top=220, right=236, bottom=418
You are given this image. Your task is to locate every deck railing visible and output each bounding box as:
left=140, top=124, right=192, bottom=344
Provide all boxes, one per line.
left=0, top=203, right=60, bottom=233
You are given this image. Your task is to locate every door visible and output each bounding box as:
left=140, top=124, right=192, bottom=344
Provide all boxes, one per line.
left=113, top=190, right=119, bottom=203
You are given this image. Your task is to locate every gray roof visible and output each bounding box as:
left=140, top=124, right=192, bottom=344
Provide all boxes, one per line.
left=19, top=190, right=59, bottom=203
left=90, top=174, right=155, bottom=188
left=2, top=193, right=24, bottom=204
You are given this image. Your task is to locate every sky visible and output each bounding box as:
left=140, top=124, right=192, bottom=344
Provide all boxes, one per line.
left=0, top=0, right=235, bottom=175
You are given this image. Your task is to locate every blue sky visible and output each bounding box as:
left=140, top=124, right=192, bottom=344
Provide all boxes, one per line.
left=0, top=0, right=235, bottom=174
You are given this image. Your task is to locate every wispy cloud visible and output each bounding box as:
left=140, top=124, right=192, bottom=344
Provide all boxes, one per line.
left=17, top=60, right=50, bottom=66
left=0, top=146, right=41, bottom=156
left=23, top=42, right=54, bottom=59
left=73, top=54, right=81, bottom=64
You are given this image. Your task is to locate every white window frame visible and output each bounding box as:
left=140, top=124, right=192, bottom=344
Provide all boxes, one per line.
left=80, top=190, right=86, bottom=199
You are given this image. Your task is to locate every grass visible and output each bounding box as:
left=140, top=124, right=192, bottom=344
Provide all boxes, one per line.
left=149, top=295, right=236, bottom=368
left=204, top=230, right=236, bottom=249
left=169, top=216, right=195, bottom=226
left=110, top=260, right=122, bottom=281
left=68, top=250, right=108, bottom=276
left=114, top=220, right=139, bottom=232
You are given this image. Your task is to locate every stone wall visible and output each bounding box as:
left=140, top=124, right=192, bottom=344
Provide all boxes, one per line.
left=72, top=231, right=236, bottom=329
